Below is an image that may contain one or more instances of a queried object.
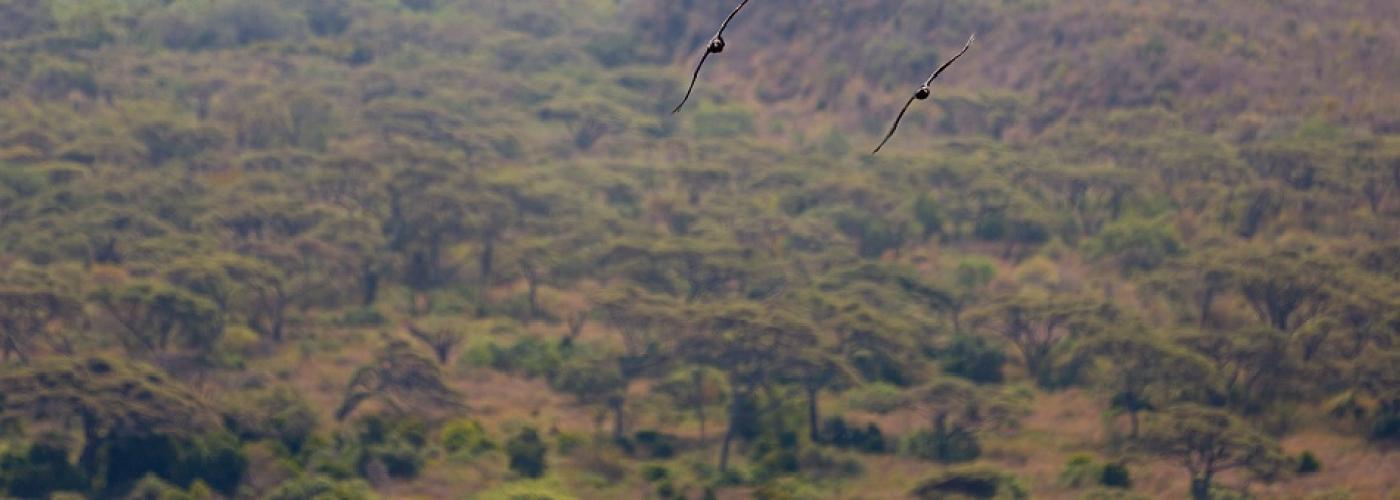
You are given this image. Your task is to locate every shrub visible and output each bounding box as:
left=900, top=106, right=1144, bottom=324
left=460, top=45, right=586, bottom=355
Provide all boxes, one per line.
left=441, top=419, right=494, bottom=456
left=845, top=383, right=909, bottom=414
left=1370, top=412, right=1400, bottom=442
left=1296, top=450, right=1321, bottom=474
left=821, top=417, right=887, bottom=454
left=338, top=307, right=386, bottom=327
left=222, top=386, right=319, bottom=453
left=265, top=475, right=376, bottom=500
left=0, top=439, right=88, bottom=498
left=1059, top=454, right=1100, bottom=488
left=941, top=334, right=1006, bottom=384
left=1100, top=462, right=1132, bottom=488
left=633, top=430, right=679, bottom=459
left=904, top=428, right=981, bottom=463
left=911, top=465, right=1028, bottom=500
left=506, top=428, right=548, bottom=478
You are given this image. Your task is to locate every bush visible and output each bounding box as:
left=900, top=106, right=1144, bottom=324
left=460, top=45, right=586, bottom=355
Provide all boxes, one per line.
left=1059, top=454, right=1100, bottom=488
left=265, top=475, right=376, bottom=500
left=1370, top=412, right=1400, bottom=442
left=222, top=386, right=319, bottom=453
left=941, top=334, right=1006, bottom=384
left=441, top=419, right=494, bottom=457
left=506, top=428, right=548, bottom=478
left=476, top=480, right=577, bottom=500
left=911, top=465, right=1028, bottom=500
left=338, top=307, right=386, bottom=327
left=477, top=337, right=566, bottom=379
left=633, top=430, right=679, bottom=459
left=0, top=439, right=88, bottom=498
left=1297, top=450, right=1321, bottom=474
left=821, top=417, right=887, bottom=454
left=1100, top=462, right=1132, bottom=488
left=845, top=383, right=909, bottom=414
left=905, top=428, right=981, bottom=463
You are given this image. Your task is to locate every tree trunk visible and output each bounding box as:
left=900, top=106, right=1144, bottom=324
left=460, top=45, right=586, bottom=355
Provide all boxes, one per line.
left=1190, top=474, right=1212, bottom=500
left=479, top=239, right=495, bottom=285
left=610, top=397, right=626, bottom=441
left=719, top=390, right=742, bottom=472
left=1129, top=408, right=1140, bottom=439
left=361, top=265, right=379, bottom=306
left=807, top=386, right=821, bottom=443
left=693, top=370, right=707, bottom=443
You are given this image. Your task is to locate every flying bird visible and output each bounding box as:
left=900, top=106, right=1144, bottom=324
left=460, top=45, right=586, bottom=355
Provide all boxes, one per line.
left=673, top=0, right=752, bottom=114
left=871, top=34, right=976, bottom=155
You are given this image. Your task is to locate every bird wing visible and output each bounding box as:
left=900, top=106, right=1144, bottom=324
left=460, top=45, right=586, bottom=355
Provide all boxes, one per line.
left=924, top=34, right=976, bottom=86
left=871, top=95, right=918, bottom=155
left=673, top=50, right=713, bottom=113
left=716, top=0, right=752, bottom=37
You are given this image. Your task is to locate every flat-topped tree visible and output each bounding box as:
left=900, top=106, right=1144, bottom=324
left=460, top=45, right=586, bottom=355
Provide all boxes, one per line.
left=909, top=378, right=1028, bottom=463
left=971, top=291, right=1102, bottom=387
left=0, top=287, right=80, bottom=363
left=336, top=340, right=462, bottom=421
left=1074, top=332, right=1215, bottom=438
left=1139, top=405, right=1285, bottom=500
left=0, top=356, right=221, bottom=493
left=684, top=301, right=818, bottom=471
left=91, top=280, right=222, bottom=357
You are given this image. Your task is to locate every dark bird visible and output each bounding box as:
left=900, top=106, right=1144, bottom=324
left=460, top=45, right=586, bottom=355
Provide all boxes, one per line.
left=871, top=34, right=976, bottom=155
left=673, top=0, right=752, bottom=114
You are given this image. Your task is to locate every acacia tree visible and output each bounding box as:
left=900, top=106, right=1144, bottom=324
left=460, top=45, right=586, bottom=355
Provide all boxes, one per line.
left=551, top=354, right=628, bottom=439
left=91, top=280, right=222, bottom=356
left=909, top=378, right=1027, bottom=463
left=777, top=351, right=856, bottom=443
left=1226, top=245, right=1338, bottom=332
left=0, top=356, right=222, bottom=493
left=972, top=293, right=1100, bottom=386
left=1139, top=405, right=1285, bottom=500
left=404, top=320, right=465, bottom=365
left=335, top=341, right=461, bottom=421
left=237, top=238, right=353, bottom=342
left=590, top=286, right=683, bottom=439
left=684, top=301, right=818, bottom=471
left=1075, top=332, right=1215, bottom=438
left=0, top=288, right=80, bottom=363
left=657, top=366, right=728, bottom=443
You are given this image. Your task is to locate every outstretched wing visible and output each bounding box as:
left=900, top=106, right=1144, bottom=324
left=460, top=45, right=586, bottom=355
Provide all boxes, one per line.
left=673, top=50, right=712, bottom=113
left=871, top=95, right=918, bottom=155
left=716, top=0, right=752, bottom=37
left=924, top=34, right=976, bottom=86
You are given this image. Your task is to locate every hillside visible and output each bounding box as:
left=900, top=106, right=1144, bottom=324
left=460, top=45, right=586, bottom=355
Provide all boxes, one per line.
left=0, top=0, right=1397, bottom=499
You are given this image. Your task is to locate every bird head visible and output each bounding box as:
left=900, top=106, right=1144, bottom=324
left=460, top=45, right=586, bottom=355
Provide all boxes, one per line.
left=915, top=86, right=931, bottom=100
left=707, top=38, right=726, bottom=53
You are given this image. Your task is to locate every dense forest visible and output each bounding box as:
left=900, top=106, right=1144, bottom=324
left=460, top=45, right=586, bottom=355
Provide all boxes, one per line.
left=0, top=0, right=1398, bottom=498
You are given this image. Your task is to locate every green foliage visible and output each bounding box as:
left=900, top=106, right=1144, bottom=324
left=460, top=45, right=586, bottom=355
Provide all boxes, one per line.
left=0, top=438, right=88, bottom=498
left=0, top=0, right=1395, bottom=497
left=1297, top=450, right=1322, bottom=474
left=941, top=334, right=1006, bottom=383
left=911, top=465, right=1028, bottom=499
left=265, top=475, right=377, bottom=500
left=821, top=417, right=887, bottom=454
left=843, top=383, right=909, bottom=415
left=441, top=418, right=495, bottom=457
left=904, top=427, right=981, bottom=464
left=221, top=386, right=319, bottom=453
left=506, top=427, right=548, bottom=479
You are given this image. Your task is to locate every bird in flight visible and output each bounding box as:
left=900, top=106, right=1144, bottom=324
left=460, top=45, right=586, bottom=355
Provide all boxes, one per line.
left=673, top=0, right=752, bottom=114
left=871, top=34, right=976, bottom=155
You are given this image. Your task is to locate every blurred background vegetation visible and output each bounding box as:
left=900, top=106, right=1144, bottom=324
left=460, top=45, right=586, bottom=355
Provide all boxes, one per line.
left=0, top=0, right=1397, bottom=498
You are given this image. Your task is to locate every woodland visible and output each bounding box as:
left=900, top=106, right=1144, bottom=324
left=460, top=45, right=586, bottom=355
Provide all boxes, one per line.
left=0, top=0, right=1398, bottom=499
